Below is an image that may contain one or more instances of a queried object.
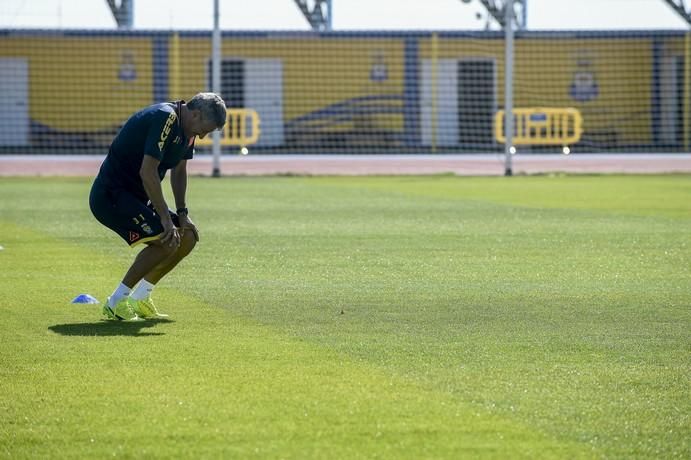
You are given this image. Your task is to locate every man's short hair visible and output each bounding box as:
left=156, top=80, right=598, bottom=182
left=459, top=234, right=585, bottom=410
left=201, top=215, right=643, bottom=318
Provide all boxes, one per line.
left=187, top=92, right=227, bottom=128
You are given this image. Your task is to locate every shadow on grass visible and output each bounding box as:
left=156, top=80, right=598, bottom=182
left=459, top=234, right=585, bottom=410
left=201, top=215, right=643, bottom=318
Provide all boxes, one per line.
left=49, top=318, right=174, bottom=337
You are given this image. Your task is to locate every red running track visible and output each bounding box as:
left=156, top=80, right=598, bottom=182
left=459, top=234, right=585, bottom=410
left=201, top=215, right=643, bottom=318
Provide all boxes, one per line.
left=1, top=154, right=691, bottom=177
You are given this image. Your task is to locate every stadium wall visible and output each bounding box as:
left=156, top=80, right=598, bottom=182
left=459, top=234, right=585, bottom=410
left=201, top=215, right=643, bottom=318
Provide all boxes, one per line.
left=0, top=29, right=687, bottom=153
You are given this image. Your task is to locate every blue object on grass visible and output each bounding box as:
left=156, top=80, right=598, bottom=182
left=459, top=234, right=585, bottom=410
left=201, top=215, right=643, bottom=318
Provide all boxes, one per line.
left=72, top=294, right=100, bottom=304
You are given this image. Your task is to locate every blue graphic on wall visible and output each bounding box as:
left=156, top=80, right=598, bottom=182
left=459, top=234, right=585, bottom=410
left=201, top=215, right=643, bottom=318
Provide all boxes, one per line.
left=569, top=52, right=598, bottom=102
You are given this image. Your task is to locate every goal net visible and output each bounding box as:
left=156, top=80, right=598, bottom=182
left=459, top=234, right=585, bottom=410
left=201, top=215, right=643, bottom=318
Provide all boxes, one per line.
left=0, top=29, right=687, bottom=154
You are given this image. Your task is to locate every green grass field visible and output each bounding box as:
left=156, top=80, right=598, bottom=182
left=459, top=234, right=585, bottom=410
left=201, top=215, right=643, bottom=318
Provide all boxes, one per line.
left=1, top=175, right=689, bottom=459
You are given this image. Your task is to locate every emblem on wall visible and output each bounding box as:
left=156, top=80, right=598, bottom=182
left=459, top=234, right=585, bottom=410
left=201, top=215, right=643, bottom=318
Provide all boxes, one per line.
left=370, top=51, right=388, bottom=82
left=118, top=50, right=137, bottom=82
left=569, top=51, right=598, bottom=102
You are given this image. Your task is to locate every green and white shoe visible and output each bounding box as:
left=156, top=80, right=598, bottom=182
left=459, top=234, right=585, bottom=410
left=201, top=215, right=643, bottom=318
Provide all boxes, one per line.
left=102, top=297, right=142, bottom=321
left=132, top=297, right=169, bottom=319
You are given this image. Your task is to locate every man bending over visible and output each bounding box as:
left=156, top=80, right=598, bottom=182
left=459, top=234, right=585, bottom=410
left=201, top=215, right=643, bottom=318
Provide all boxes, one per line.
left=89, top=92, right=226, bottom=320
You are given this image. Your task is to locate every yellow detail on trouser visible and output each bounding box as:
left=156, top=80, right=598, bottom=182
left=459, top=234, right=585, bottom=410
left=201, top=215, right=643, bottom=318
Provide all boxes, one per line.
left=129, top=227, right=187, bottom=248
left=130, top=235, right=160, bottom=248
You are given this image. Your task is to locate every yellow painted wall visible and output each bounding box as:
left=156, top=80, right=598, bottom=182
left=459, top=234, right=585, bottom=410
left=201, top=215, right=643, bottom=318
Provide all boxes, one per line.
left=0, top=36, right=152, bottom=131
left=662, top=35, right=686, bottom=56
left=172, top=37, right=405, bottom=123
left=515, top=39, right=653, bottom=144
left=419, top=36, right=505, bottom=99
left=168, top=36, right=208, bottom=101
left=420, top=36, right=655, bottom=144
left=0, top=33, right=669, bottom=146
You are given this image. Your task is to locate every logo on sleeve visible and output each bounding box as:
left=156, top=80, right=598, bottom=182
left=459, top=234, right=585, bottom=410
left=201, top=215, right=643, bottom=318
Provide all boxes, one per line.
left=158, top=112, right=177, bottom=151
left=129, top=231, right=141, bottom=243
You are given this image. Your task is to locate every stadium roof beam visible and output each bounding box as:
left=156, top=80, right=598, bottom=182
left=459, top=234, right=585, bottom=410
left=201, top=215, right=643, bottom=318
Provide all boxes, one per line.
left=105, top=0, right=133, bottom=28
left=662, top=0, right=691, bottom=26
left=463, top=0, right=527, bottom=30
left=293, top=0, right=332, bottom=31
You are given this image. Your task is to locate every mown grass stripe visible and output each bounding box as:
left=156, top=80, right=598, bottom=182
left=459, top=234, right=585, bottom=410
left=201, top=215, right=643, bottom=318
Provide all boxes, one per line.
left=0, top=222, right=585, bottom=458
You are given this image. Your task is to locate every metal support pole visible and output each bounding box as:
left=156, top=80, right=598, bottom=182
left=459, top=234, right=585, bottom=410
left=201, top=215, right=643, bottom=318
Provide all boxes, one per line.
left=521, top=0, right=527, bottom=29
left=504, top=1, right=514, bottom=176
left=327, top=0, right=333, bottom=30
left=685, top=32, right=691, bottom=152
left=124, top=0, right=133, bottom=28
left=170, top=32, right=180, bottom=99
left=106, top=0, right=133, bottom=28
left=211, top=0, right=222, bottom=177
left=431, top=33, right=439, bottom=153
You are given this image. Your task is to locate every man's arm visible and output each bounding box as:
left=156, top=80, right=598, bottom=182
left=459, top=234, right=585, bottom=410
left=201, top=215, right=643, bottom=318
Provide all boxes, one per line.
left=170, top=160, right=199, bottom=241
left=170, top=159, right=188, bottom=212
left=140, top=154, right=179, bottom=247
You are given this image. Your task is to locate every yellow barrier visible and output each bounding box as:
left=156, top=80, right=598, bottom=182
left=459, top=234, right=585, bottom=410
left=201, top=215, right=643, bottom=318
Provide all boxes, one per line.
left=494, top=108, right=583, bottom=146
left=196, top=108, right=261, bottom=147
left=685, top=32, right=690, bottom=152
